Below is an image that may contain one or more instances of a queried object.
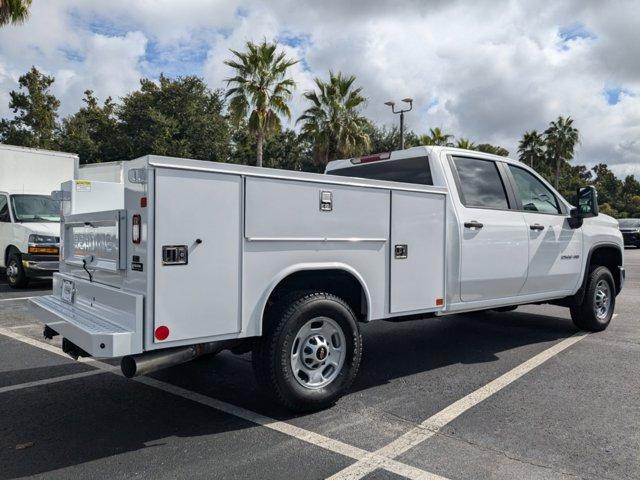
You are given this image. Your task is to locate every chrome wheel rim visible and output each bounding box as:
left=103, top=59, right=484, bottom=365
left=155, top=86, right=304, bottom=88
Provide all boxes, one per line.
left=290, top=317, right=346, bottom=390
left=6, top=262, right=18, bottom=282
left=594, top=279, right=611, bottom=320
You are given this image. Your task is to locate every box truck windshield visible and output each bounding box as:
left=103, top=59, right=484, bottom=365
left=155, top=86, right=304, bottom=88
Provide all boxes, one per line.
left=10, top=194, right=60, bottom=223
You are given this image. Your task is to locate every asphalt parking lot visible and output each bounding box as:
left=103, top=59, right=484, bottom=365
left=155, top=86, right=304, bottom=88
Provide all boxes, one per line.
left=1, top=251, right=638, bottom=480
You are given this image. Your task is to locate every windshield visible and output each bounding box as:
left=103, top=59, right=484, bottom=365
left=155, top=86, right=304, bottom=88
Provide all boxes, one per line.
left=618, top=219, right=640, bottom=228
left=10, top=195, right=60, bottom=223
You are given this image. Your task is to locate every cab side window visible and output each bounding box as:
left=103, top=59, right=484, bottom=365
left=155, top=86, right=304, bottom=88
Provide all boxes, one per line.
left=452, top=156, right=509, bottom=209
left=508, top=165, right=560, bottom=214
left=0, top=196, right=10, bottom=222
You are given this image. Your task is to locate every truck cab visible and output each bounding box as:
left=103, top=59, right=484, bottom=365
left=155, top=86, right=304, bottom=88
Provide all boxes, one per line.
left=327, top=146, right=624, bottom=314
left=0, top=192, right=61, bottom=286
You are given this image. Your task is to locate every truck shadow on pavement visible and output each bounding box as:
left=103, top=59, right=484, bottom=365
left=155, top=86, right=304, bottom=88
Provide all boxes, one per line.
left=1, top=309, right=577, bottom=478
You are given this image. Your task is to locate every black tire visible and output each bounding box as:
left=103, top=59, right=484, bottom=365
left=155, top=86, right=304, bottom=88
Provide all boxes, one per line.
left=6, top=251, right=29, bottom=289
left=570, top=266, right=615, bottom=332
left=252, top=291, right=362, bottom=412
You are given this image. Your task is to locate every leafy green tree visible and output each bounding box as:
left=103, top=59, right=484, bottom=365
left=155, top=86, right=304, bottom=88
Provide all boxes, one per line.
left=477, top=143, right=509, bottom=157
left=0, top=0, right=31, bottom=26
left=419, top=127, right=453, bottom=146
left=591, top=163, right=622, bottom=207
left=518, top=130, right=545, bottom=169
left=116, top=75, right=230, bottom=162
left=544, top=116, right=579, bottom=189
left=620, top=175, right=640, bottom=215
left=224, top=40, right=297, bottom=167
left=455, top=138, right=476, bottom=150
left=364, top=122, right=418, bottom=153
left=0, top=66, right=59, bottom=148
left=56, top=90, right=119, bottom=164
left=297, top=71, right=370, bottom=169
left=229, top=121, right=314, bottom=171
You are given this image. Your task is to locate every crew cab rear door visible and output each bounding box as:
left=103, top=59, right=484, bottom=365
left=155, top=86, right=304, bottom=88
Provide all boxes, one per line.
left=448, top=155, right=528, bottom=302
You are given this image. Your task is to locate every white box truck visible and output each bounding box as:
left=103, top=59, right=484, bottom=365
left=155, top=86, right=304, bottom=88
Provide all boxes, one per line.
left=0, top=144, right=78, bottom=287
left=78, top=161, right=125, bottom=183
left=29, top=147, right=624, bottom=411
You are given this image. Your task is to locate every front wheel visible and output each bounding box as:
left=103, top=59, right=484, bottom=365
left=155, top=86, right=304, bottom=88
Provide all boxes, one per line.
left=570, top=266, right=615, bottom=332
left=253, top=292, right=362, bottom=412
left=6, top=252, right=29, bottom=289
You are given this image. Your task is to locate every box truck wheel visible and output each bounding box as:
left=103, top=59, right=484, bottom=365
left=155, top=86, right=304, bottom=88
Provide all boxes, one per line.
left=253, top=291, right=362, bottom=412
left=6, top=251, right=29, bottom=289
left=570, top=266, right=615, bottom=332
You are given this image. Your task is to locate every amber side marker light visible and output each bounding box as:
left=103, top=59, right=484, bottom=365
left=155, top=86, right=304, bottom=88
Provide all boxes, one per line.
left=28, top=246, right=59, bottom=255
left=435, top=298, right=444, bottom=306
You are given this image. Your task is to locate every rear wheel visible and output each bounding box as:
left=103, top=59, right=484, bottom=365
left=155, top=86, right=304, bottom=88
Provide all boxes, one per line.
left=253, top=291, right=362, bottom=412
left=570, top=266, right=615, bottom=332
left=6, top=251, right=29, bottom=289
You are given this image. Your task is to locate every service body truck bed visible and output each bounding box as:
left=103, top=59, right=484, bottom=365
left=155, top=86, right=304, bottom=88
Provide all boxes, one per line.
left=30, top=147, right=624, bottom=411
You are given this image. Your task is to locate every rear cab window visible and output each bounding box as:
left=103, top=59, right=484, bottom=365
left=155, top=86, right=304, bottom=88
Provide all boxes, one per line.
left=329, top=156, right=433, bottom=185
left=451, top=156, right=509, bottom=209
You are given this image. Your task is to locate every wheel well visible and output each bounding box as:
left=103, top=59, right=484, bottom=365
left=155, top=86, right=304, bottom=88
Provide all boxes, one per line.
left=4, top=245, right=18, bottom=266
left=265, top=269, right=368, bottom=322
left=589, top=245, right=622, bottom=293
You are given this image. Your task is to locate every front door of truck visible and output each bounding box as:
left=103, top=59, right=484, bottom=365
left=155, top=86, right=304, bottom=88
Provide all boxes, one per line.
left=450, top=156, right=529, bottom=302
left=505, top=164, right=582, bottom=295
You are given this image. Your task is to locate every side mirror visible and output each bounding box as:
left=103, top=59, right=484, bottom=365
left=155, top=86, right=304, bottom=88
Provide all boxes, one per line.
left=568, top=186, right=598, bottom=229
left=568, top=207, right=583, bottom=229
left=578, top=186, right=599, bottom=218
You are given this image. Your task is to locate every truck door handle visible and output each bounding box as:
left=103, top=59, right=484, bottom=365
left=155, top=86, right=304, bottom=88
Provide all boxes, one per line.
left=530, top=224, right=545, bottom=231
left=464, top=221, right=484, bottom=229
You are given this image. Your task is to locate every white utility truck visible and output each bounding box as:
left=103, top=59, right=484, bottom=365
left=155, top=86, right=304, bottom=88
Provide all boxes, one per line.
left=29, top=147, right=624, bottom=411
left=0, top=144, right=78, bottom=287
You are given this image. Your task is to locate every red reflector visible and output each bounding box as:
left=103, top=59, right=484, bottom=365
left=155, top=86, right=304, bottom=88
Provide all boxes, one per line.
left=436, top=298, right=444, bottom=306
left=132, top=214, right=141, bottom=244
left=350, top=152, right=391, bottom=164
left=155, top=326, right=170, bottom=341
left=140, top=197, right=147, bottom=208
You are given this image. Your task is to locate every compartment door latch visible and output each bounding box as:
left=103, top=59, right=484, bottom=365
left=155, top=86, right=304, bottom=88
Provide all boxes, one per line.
left=162, top=245, right=188, bottom=265
left=394, top=244, right=408, bottom=259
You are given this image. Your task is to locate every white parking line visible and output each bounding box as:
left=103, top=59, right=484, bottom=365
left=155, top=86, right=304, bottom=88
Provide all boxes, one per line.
left=0, top=296, right=36, bottom=302
left=0, top=326, right=445, bottom=480
left=328, top=331, right=590, bottom=480
left=0, top=368, right=113, bottom=394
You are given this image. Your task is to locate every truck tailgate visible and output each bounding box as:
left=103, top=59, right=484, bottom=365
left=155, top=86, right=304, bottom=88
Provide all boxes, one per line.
left=29, top=273, right=143, bottom=357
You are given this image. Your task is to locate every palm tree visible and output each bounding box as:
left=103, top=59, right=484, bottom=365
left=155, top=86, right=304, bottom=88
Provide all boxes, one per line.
left=297, top=71, right=370, bottom=167
left=419, top=127, right=454, bottom=147
left=544, top=116, right=579, bottom=189
left=224, top=40, right=297, bottom=167
left=518, top=130, right=545, bottom=169
left=456, top=138, right=476, bottom=150
left=0, top=0, right=31, bottom=26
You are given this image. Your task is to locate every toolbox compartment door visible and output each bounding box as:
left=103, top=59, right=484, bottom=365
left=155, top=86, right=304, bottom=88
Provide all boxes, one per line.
left=390, top=191, right=446, bottom=314
left=153, top=168, right=242, bottom=344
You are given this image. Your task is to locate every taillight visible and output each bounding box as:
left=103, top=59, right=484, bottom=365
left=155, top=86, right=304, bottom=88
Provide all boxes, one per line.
left=132, top=214, right=141, bottom=244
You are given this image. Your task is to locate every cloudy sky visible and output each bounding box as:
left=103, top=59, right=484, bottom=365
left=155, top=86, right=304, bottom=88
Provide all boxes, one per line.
left=0, top=0, right=638, bottom=175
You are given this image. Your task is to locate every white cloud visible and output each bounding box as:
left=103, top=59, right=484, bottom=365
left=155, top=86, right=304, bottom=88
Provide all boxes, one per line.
left=0, top=0, right=638, bottom=176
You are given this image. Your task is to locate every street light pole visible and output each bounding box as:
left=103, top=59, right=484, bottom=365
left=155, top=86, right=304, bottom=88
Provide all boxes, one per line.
left=384, top=98, right=413, bottom=150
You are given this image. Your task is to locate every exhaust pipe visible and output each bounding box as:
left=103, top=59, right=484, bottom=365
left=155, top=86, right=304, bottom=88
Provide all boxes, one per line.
left=121, top=343, right=222, bottom=378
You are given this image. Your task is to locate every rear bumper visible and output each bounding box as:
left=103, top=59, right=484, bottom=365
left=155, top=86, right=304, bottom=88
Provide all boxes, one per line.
left=28, top=273, right=144, bottom=358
